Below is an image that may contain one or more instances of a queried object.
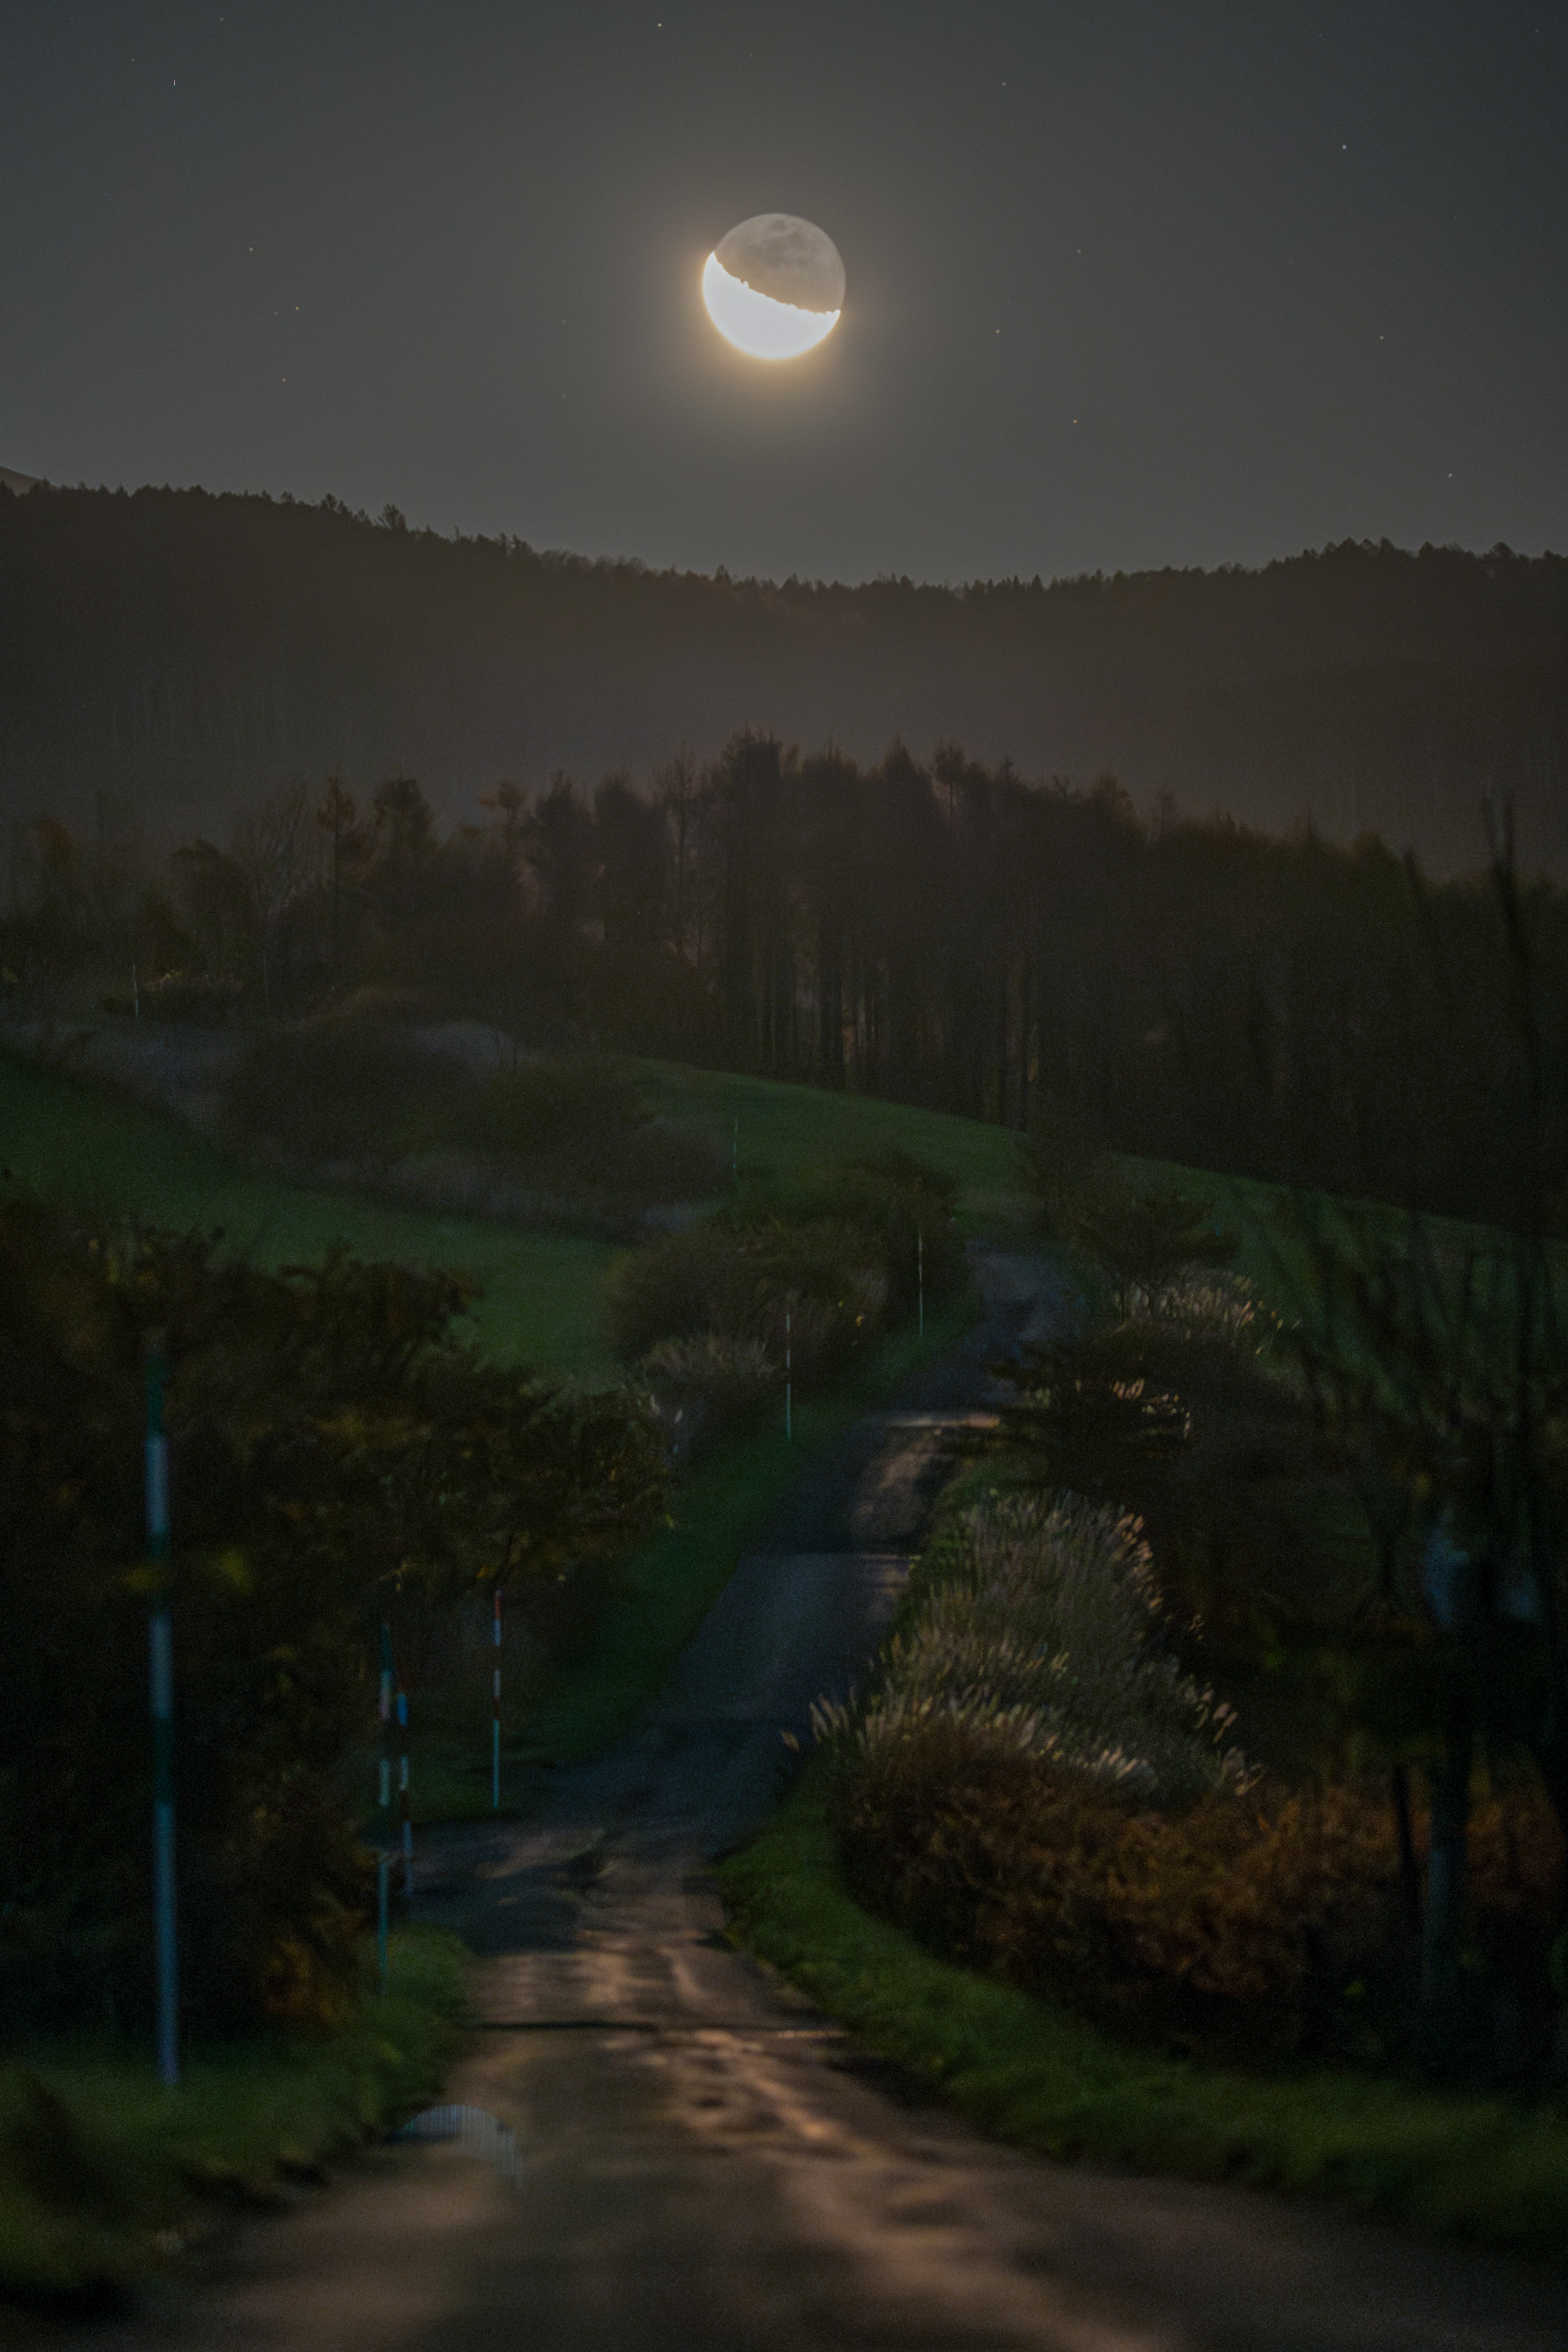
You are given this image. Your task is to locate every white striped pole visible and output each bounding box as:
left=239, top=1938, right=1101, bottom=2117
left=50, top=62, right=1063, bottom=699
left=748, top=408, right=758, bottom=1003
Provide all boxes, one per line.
left=785, top=1308, right=792, bottom=1442
left=491, top=1589, right=502, bottom=1810
left=146, top=1344, right=179, bottom=2085
left=918, top=1228, right=924, bottom=1340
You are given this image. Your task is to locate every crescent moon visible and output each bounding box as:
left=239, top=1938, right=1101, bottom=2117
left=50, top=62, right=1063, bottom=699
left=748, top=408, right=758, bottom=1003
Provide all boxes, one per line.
left=703, top=214, right=844, bottom=362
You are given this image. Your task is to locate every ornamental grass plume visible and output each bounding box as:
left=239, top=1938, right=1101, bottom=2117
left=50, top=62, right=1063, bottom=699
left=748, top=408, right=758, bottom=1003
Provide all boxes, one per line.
left=812, top=1489, right=1246, bottom=1809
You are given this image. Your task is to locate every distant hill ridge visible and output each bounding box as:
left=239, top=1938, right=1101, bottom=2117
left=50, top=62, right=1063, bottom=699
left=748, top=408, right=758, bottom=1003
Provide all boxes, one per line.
left=0, top=468, right=38, bottom=496
left=0, top=480, right=1564, bottom=872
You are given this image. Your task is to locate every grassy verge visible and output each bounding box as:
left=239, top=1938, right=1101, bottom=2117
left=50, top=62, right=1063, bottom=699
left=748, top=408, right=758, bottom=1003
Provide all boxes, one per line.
left=0, top=1050, right=624, bottom=1382
left=717, top=1770, right=1568, bottom=2257
left=0, top=1928, right=467, bottom=2309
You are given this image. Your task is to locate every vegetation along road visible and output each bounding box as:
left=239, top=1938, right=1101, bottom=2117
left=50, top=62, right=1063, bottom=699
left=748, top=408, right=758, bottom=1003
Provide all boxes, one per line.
left=25, top=1246, right=1568, bottom=2352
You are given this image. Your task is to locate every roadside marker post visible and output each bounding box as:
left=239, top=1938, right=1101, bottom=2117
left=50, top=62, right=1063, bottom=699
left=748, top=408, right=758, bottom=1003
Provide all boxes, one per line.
left=785, top=1308, right=792, bottom=1442
left=377, top=1623, right=394, bottom=1994
left=145, top=1344, right=179, bottom=2086
left=491, top=1589, right=502, bottom=1810
left=398, top=1682, right=412, bottom=1898
left=918, top=1229, right=924, bottom=1340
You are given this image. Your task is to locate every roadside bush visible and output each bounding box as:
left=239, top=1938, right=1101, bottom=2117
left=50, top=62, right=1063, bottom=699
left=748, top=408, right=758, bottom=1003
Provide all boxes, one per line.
left=639, top=1333, right=779, bottom=1464
left=0, top=1197, right=664, bottom=2038
left=605, top=1224, right=744, bottom=1355
left=833, top=1734, right=1564, bottom=2064
left=1025, top=1101, right=1236, bottom=1299
left=983, top=1274, right=1339, bottom=1648
left=606, top=1217, right=888, bottom=1383
left=738, top=1152, right=967, bottom=1320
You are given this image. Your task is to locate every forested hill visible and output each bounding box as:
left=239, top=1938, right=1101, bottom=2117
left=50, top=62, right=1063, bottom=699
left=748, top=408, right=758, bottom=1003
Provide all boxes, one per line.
left=2, top=480, right=1564, bottom=873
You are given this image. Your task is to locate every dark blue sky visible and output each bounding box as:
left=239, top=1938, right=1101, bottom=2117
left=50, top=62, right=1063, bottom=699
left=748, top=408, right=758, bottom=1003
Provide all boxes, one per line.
left=5, top=1, right=1565, bottom=582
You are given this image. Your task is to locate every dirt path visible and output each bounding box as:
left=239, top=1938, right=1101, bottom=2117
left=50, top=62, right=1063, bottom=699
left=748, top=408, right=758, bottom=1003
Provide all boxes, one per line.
left=49, top=1246, right=1568, bottom=2350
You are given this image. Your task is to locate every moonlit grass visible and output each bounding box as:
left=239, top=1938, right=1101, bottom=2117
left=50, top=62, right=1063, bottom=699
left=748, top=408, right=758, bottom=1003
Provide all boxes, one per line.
left=702, top=252, right=840, bottom=361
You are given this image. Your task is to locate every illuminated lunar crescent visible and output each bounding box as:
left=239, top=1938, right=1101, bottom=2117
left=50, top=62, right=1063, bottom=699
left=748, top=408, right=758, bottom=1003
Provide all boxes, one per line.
left=703, top=214, right=845, bottom=361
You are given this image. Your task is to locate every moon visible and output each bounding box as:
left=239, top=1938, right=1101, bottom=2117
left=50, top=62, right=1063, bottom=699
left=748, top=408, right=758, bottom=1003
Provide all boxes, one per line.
left=702, top=214, right=845, bottom=361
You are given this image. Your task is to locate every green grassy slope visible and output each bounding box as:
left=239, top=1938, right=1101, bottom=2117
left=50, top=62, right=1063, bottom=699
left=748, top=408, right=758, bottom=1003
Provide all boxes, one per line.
left=633, top=1059, right=1030, bottom=1233
left=0, top=1051, right=622, bottom=1383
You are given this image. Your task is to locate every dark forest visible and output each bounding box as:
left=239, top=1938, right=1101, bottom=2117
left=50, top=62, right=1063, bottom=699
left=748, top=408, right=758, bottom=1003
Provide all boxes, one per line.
left=9, top=735, right=1566, bottom=1238
left=2, top=482, right=1565, bottom=873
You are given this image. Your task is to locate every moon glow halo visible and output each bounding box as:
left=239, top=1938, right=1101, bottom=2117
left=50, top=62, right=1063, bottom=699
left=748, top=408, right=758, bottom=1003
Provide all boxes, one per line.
left=702, top=214, right=845, bottom=361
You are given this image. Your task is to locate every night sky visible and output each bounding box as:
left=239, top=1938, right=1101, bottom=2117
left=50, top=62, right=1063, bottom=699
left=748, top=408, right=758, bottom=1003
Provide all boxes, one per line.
left=5, top=2, right=1565, bottom=583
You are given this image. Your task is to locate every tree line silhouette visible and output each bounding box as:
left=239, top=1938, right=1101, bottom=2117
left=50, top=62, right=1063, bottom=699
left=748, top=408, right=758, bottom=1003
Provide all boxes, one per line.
left=2, top=480, right=1565, bottom=873
left=7, top=736, right=1564, bottom=1234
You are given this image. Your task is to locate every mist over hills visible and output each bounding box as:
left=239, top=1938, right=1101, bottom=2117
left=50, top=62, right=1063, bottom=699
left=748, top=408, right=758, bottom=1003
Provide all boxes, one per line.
left=2, top=479, right=1564, bottom=873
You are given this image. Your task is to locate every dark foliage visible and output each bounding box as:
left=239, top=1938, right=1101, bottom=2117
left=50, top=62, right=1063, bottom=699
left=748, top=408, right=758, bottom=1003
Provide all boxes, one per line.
left=606, top=1217, right=888, bottom=1386
left=0, top=1197, right=664, bottom=2037
left=223, top=1020, right=470, bottom=1163
left=219, top=1023, right=726, bottom=1230
left=606, top=1150, right=964, bottom=1387
left=9, top=723, right=1568, bottom=1244
left=832, top=1723, right=1564, bottom=2073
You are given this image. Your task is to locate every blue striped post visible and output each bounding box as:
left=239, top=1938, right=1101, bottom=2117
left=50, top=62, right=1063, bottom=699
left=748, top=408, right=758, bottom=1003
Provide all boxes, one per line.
left=397, top=1682, right=412, bottom=1898
left=491, top=1588, right=502, bottom=1811
left=145, top=1345, right=179, bottom=2086
left=377, top=1623, right=394, bottom=1994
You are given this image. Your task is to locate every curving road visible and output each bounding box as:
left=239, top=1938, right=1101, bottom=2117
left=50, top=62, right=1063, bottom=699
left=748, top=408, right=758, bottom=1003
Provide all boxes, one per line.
left=50, top=1249, right=1568, bottom=2350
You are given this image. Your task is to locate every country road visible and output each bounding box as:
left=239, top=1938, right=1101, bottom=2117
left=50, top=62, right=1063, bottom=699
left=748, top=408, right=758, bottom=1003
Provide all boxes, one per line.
left=33, top=1246, right=1568, bottom=2351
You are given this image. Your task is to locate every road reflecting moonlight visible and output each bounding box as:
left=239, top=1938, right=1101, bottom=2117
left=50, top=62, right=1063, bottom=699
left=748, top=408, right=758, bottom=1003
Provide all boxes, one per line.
left=703, top=213, right=844, bottom=361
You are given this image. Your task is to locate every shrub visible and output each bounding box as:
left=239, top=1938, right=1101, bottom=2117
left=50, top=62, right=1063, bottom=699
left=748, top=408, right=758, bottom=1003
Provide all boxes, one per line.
left=639, top=1333, right=780, bottom=1463
left=0, top=1197, right=664, bottom=2036
left=982, top=1277, right=1336, bottom=1645
left=605, top=1217, right=888, bottom=1382
left=457, top=1057, right=643, bottom=1168
left=98, top=973, right=245, bottom=1026
left=1024, top=1102, right=1237, bottom=1298
left=622, top=1117, right=729, bottom=1203
left=739, top=1153, right=967, bottom=1319
left=833, top=1736, right=1564, bottom=2063
left=224, top=1019, right=468, bottom=1164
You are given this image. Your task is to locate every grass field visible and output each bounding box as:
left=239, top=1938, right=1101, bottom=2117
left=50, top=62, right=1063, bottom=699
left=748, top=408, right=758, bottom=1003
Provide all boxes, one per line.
left=0, top=1049, right=624, bottom=1383
left=633, top=1058, right=1031, bottom=1232
left=0, top=1043, right=1046, bottom=1380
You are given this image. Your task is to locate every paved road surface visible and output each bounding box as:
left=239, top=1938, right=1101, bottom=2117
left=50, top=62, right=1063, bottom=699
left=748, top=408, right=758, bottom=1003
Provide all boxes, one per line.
left=25, top=1248, right=1568, bottom=2350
